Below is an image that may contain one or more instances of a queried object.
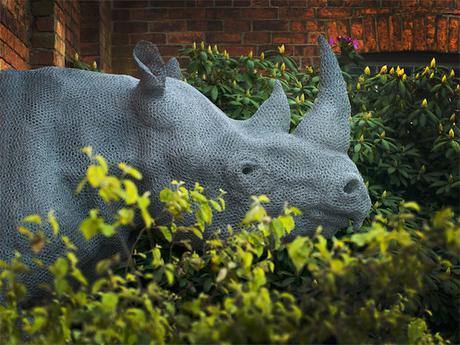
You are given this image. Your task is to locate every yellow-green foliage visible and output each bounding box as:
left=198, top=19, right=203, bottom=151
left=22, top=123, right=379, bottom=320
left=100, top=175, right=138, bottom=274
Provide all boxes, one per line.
left=0, top=150, right=459, bottom=344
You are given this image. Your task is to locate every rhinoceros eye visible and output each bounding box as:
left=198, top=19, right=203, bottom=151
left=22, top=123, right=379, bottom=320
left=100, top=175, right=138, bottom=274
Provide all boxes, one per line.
left=242, top=165, right=254, bottom=175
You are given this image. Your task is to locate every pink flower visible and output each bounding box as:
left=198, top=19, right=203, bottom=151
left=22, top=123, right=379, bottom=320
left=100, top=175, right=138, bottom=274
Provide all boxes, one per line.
left=353, top=39, right=359, bottom=49
left=328, top=37, right=336, bottom=46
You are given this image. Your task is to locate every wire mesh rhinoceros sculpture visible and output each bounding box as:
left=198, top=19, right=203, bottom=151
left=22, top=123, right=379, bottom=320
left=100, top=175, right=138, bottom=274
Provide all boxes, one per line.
left=0, top=35, right=371, bottom=299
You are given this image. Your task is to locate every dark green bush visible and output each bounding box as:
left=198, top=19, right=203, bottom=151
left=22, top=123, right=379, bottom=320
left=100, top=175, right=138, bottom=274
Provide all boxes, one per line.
left=0, top=40, right=458, bottom=344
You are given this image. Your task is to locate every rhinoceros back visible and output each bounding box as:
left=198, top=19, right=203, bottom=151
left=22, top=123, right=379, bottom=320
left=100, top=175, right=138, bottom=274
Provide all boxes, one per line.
left=0, top=67, right=141, bottom=298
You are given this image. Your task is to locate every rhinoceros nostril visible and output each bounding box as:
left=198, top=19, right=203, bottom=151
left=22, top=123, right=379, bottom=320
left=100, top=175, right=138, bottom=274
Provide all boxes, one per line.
left=343, top=178, right=360, bottom=194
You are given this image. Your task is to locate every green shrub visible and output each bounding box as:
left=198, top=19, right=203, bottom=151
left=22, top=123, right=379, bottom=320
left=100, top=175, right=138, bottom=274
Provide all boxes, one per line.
left=0, top=150, right=458, bottom=344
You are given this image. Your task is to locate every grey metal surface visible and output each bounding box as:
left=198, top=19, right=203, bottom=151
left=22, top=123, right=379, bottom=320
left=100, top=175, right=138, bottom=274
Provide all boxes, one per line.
left=0, top=36, right=370, bottom=299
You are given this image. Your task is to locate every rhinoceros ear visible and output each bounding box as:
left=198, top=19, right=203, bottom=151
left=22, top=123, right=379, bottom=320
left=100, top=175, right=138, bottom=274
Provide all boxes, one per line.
left=165, top=58, right=182, bottom=80
left=133, top=41, right=166, bottom=95
left=244, top=80, right=290, bottom=133
left=293, top=35, right=351, bottom=153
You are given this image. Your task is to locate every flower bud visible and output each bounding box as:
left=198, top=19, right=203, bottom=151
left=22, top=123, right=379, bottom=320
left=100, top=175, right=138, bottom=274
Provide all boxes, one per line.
left=260, top=52, right=265, bottom=61
left=389, top=67, right=395, bottom=75
left=450, top=113, right=456, bottom=123
left=450, top=69, right=455, bottom=78
left=232, top=80, right=237, bottom=87
left=73, top=52, right=79, bottom=61
left=192, top=42, right=197, bottom=49
left=201, top=41, right=205, bottom=49
left=430, top=57, right=436, bottom=68
left=356, top=82, right=361, bottom=91
left=448, top=174, right=454, bottom=183
left=438, top=123, right=443, bottom=134
left=92, top=61, right=97, bottom=70
left=359, top=134, right=364, bottom=143
left=213, top=44, right=219, bottom=54
left=364, top=66, right=371, bottom=76
left=429, top=72, right=434, bottom=79
left=202, top=73, right=207, bottom=80
left=278, top=44, right=285, bottom=54
left=281, top=62, right=286, bottom=72
left=382, top=190, right=388, bottom=198
left=300, top=93, right=305, bottom=103
left=415, top=73, right=420, bottom=79
left=448, top=128, right=455, bottom=139
left=402, top=74, right=407, bottom=81
left=207, top=45, right=212, bottom=54
left=295, top=95, right=300, bottom=104
left=245, top=89, right=251, bottom=97
left=379, top=131, right=385, bottom=139
left=456, top=84, right=460, bottom=93
left=380, top=65, right=388, bottom=74
left=420, top=165, right=426, bottom=173
left=441, top=75, right=447, bottom=83
left=422, top=66, right=430, bottom=75
left=421, top=98, right=428, bottom=108
left=248, top=50, right=253, bottom=59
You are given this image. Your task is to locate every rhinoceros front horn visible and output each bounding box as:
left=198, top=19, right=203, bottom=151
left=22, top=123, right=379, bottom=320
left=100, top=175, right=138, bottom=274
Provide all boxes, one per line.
left=133, top=41, right=182, bottom=95
left=244, top=80, right=291, bottom=133
left=293, top=35, right=351, bottom=153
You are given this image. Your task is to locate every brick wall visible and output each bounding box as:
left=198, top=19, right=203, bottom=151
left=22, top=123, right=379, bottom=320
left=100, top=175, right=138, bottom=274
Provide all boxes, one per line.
left=80, top=0, right=112, bottom=71
left=0, top=0, right=110, bottom=71
left=0, top=0, right=29, bottom=70
left=111, top=0, right=460, bottom=76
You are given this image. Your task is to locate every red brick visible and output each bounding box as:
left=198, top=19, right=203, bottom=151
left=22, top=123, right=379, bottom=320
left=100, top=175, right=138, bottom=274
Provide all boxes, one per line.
left=169, top=8, right=205, bottom=19
left=220, top=45, right=255, bottom=56
left=278, top=8, right=314, bottom=19
left=207, top=32, right=241, bottom=43
left=401, top=17, right=413, bottom=51
left=253, top=20, right=289, bottom=31
left=129, top=9, right=168, bottom=20
left=325, top=21, right=338, bottom=42
left=251, top=0, right=270, bottom=6
left=400, top=0, right=417, bottom=6
left=243, top=32, right=271, bottom=43
left=414, top=17, right=426, bottom=51
left=113, top=21, right=148, bottom=33
left=80, top=42, right=99, bottom=55
left=290, top=21, right=304, bottom=32
left=240, top=8, right=278, bottom=19
left=436, top=16, right=448, bottom=52
left=426, top=15, right=436, bottom=50
left=130, top=33, right=167, bottom=44
left=234, top=0, right=251, bottom=6
left=215, top=0, right=233, bottom=6
left=328, top=0, right=343, bottom=5
left=31, top=32, right=55, bottom=49
left=448, top=17, right=459, bottom=52
left=419, top=0, right=434, bottom=7
left=380, top=0, right=400, bottom=6
left=306, top=20, right=318, bottom=31
left=317, top=8, right=352, bottom=18
left=167, top=32, right=205, bottom=44
left=389, top=15, right=402, bottom=50
left=308, top=0, right=327, bottom=5
left=188, top=20, right=223, bottom=31
left=273, top=32, right=308, bottom=44
left=307, top=31, right=321, bottom=44
left=434, top=0, right=455, bottom=7
left=363, top=16, right=377, bottom=52
left=149, top=21, right=187, bottom=32
left=377, top=16, right=390, bottom=51
left=351, top=19, right=363, bottom=39
left=223, top=20, right=251, bottom=32
left=35, top=16, right=54, bottom=32
left=113, top=1, right=149, bottom=8
left=354, top=8, right=392, bottom=15
left=206, top=8, right=240, bottom=19
left=336, top=20, right=349, bottom=37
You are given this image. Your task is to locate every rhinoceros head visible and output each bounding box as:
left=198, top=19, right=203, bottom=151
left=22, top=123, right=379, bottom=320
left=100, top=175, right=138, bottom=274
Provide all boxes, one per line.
left=131, top=36, right=371, bottom=239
